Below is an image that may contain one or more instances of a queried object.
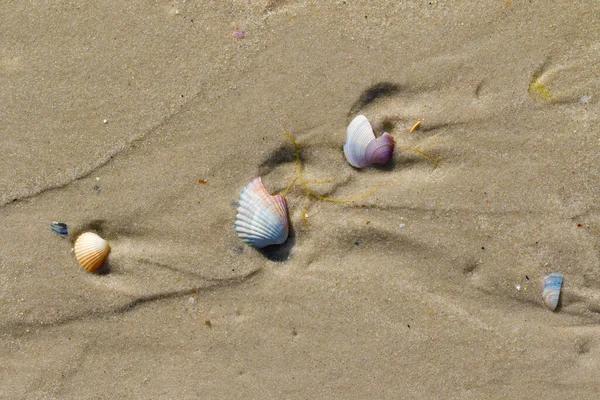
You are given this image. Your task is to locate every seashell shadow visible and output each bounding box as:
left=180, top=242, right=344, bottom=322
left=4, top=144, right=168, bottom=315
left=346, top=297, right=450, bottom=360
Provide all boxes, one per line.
left=94, top=260, right=112, bottom=275
left=379, top=119, right=396, bottom=134
left=256, top=224, right=296, bottom=262
left=372, top=157, right=397, bottom=171
left=348, top=82, right=402, bottom=117
left=257, top=144, right=296, bottom=177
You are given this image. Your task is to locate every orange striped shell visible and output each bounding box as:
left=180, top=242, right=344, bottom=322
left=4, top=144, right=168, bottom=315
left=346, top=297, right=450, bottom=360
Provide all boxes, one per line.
left=74, top=232, right=111, bottom=272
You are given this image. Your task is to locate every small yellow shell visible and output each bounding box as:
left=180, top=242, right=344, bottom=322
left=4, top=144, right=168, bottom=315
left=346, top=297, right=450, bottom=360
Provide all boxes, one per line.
left=74, top=232, right=111, bottom=272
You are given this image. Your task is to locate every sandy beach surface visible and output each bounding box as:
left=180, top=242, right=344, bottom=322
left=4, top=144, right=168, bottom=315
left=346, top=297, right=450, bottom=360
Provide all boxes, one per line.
left=2, top=1, right=600, bottom=398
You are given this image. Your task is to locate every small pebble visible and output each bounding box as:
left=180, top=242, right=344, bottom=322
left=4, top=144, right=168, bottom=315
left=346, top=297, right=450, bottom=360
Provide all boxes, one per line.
left=580, top=95, right=592, bottom=104
left=399, top=223, right=406, bottom=228
left=515, top=284, right=521, bottom=291
left=232, top=30, right=247, bottom=39
left=188, top=297, right=195, bottom=304
left=103, top=119, right=108, bottom=124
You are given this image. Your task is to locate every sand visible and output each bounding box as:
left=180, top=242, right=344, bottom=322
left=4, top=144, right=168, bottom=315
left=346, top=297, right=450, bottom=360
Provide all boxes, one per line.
left=2, top=0, right=600, bottom=398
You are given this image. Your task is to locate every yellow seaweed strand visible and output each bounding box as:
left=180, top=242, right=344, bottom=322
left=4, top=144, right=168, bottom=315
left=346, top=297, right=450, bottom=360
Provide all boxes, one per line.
left=529, top=78, right=553, bottom=101
left=283, top=133, right=377, bottom=203
left=305, top=179, right=334, bottom=185
left=528, top=67, right=567, bottom=102
left=280, top=176, right=299, bottom=197
left=397, top=145, right=441, bottom=169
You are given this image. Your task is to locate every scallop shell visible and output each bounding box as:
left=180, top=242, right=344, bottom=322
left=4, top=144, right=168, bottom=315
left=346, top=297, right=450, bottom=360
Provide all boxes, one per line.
left=343, top=115, right=395, bottom=168
left=542, top=273, right=563, bottom=311
left=74, top=232, right=111, bottom=272
left=234, top=177, right=289, bottom=248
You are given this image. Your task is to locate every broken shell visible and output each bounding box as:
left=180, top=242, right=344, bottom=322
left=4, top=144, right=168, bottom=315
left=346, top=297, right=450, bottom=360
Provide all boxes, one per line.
left=542, top=273, right=563, bottom=311
left=50, top=221, right=68, bottom=238
left=343, top=115, right=395, bottom=168
left=74, top=232, right=111, bottom=272
left=234, top=177, right=289, bottom=248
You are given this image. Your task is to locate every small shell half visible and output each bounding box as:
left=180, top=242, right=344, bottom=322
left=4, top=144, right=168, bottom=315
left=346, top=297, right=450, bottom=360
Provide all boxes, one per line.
left=74, top=232, right=111, bottom=272
left=542, top=273, right=563, bottom=311
left=343, top=115, right=395, bottom=168
left=50, top=221, right=68, bottom=238
left=234, top=177, right=289, bottom=248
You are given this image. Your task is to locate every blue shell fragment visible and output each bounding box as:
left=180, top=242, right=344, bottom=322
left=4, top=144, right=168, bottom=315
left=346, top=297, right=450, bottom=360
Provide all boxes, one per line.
left=542, top=273, right=563, bottom=311
left=50, top=221, right=68, bottom=238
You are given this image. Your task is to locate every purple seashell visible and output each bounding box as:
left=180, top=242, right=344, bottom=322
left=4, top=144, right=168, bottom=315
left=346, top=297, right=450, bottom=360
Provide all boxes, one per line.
left=365, top=133, right=395, bottom=165
left=343, top=115, right=395, bottom=168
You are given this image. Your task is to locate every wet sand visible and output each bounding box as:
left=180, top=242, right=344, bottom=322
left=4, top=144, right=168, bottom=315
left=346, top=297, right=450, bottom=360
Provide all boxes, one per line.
left=2, top=1, right=600, bottom=398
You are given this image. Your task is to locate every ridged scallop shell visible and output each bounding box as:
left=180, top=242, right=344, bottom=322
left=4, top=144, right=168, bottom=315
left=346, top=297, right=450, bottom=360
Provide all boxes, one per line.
left=234, top=177, right=289, bottom=248
left=74, top=232, right=111, bottom=272
left=343, top=115, right=395, bottom=168
left=542, top=273, right=563, bottom=311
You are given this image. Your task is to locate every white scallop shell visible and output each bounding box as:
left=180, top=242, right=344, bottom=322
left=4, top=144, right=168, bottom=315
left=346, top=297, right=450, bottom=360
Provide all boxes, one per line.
left=542, top=273, right=563, bottom=311
left=234, top=177, right=289, bottom=248
left=74, top=232, right=111, bottom=272
left=343, top=115, right=395, bottom=168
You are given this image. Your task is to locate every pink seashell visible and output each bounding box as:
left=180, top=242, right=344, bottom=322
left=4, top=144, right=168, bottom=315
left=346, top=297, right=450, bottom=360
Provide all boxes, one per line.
left=343, top=115, right=395, bottom=168
left=234, top=177, right=289, bottom=248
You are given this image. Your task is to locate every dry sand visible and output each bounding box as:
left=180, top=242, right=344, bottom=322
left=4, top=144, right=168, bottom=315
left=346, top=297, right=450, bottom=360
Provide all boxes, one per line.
left=2, top=0, right=600, bottom=398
